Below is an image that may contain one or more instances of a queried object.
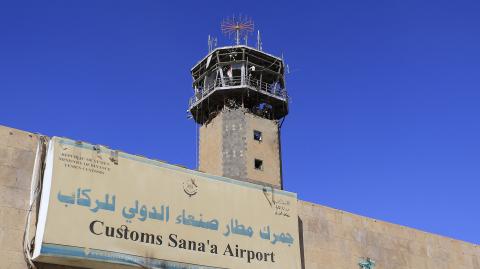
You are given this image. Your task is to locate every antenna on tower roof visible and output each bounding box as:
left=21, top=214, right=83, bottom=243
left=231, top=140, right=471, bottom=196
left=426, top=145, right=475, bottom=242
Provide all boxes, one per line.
left=256, top=30, right=262, bottom=51
left=208, top=35, right=217, bottom=52
left=221, top=15, right=254, bottom=46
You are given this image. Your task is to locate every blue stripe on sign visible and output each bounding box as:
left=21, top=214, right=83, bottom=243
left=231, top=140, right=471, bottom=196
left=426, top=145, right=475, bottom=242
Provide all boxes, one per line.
left=40, top=243, right=219, bottom=269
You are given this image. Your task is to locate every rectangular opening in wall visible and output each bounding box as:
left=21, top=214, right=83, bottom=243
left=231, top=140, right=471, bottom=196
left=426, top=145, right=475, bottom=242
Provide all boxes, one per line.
left=254, top=159, right=263, bottom=170
left=253, top=130, right=262, bottom=141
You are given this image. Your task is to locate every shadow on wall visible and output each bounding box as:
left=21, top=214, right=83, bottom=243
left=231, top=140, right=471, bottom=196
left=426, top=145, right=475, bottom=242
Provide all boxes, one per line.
left=298, top=217, right=305, bottom=269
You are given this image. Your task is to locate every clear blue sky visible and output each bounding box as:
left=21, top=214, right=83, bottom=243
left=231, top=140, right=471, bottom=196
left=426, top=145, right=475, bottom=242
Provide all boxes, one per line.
left=1, top=1, right=479, bottom=244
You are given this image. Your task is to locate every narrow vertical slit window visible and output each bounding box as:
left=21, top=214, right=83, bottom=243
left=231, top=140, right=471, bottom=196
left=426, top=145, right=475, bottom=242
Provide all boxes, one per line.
left=253, top=130, right=262, bottom=141
left=254, top=159, right=263, bottom=170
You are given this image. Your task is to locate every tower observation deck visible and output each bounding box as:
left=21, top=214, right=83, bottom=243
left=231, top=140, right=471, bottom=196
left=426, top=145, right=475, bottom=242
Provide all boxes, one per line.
left=189, top=45, right=288, bottom=124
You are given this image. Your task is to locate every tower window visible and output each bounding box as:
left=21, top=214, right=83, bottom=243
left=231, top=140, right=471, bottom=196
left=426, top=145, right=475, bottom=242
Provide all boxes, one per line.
left=253, top=130, right=262, bottom=141
left=254, top=159, right=263, bottom=170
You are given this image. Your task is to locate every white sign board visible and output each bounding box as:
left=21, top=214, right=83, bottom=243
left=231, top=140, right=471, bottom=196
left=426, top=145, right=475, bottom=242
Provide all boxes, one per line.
left=33, top=137, right=301, bottom=269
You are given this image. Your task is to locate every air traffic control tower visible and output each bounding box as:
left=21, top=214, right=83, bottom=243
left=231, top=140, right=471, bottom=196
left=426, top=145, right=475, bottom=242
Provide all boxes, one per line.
left=188, top=19, right=288, bottom=189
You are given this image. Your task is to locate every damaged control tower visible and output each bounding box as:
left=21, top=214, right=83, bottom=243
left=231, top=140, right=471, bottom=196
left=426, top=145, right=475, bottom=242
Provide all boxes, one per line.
left=188, top=18, right=288, bottom=189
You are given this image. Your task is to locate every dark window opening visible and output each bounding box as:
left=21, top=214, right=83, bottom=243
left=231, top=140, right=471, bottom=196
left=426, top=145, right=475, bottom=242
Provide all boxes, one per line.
left=232, top=69, right=241, bottom=77
left=254, top=159, right=263, bottom=170
left=253, top=130, right=262, bottom=141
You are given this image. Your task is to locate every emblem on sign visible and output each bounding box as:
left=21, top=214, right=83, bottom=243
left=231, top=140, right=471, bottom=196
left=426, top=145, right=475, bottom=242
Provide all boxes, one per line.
left=183, top=178, right=198, bottom=197
left=359, top=257, right=376, bottom=269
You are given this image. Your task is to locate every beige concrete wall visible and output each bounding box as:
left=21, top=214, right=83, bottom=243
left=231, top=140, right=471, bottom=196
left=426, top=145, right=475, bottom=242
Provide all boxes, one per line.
left=0, top=125, right=82, bottom=269
left=245, top=112, right=281, bottom=188
left=299, top=200, right=480, bottom=269
left=0, top=125, right=38, bottom=269
left=1, top=124, right=479, bottom=269
left=199, top=114, right=223, bottom=176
